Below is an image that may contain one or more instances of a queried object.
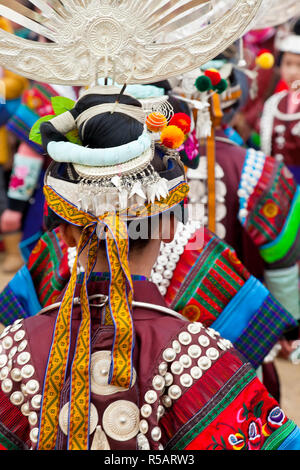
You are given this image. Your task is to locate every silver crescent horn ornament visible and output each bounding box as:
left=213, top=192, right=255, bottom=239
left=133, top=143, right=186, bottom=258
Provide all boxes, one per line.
left=0, top=0, right=262, bottom=86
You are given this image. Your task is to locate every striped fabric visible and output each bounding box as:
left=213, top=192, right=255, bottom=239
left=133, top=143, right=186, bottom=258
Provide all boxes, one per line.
left=167, top=231, right=250, bottom=325
left=0, top=285, right=29, bottom=327
left=0, top=390, right=29, bottom=450
left=242, top=157, right=297, bottom=249
left=27, top=228, right=70, bottom=308
left=234, top=294, right=297, bottom=370
left=7, top=83, right=58, bottom=154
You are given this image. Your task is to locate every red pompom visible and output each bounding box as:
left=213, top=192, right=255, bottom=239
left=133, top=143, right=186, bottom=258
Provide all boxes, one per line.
left=204, top=69, right=221, bottom=86
left=169, top=113, right=191, bottom=135
left=257, top=48, right=272, bottom=57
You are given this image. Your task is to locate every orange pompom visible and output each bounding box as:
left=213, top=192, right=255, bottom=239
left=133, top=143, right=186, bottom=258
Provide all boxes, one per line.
left=160, top=125, right=185, bottom=149
left=169, top=113, right=191, bottom=135
left=146, top=112, right=168, bottom=132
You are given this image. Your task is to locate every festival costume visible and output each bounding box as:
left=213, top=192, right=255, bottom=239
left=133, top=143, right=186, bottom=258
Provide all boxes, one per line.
left=5, top=82, right=78, bottom=259
left=260, top=21, right=300, bottom=184
left=0, top=0, right=299, bottom=452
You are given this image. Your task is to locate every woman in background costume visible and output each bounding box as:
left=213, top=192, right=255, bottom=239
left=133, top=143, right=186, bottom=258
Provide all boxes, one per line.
left=0, top=17, right=28, bottom=272
left=261, top=19, right=300, bottom=184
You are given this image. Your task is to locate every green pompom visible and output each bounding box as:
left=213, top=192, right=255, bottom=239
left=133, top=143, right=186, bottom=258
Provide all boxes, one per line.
left=194, top=75, right=212, bottom=92
left=215, top=79, right=228, bottom=94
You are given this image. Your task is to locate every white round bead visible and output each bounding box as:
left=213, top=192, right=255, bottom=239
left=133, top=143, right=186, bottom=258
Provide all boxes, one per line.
left=137, top=433, right=150, bottom=450
left=25, top=379, right=39, bottom=395
left=139, top=419, right=149, bottom=435
left=14, top=330, right=26, bottom=342
left=8, top=346, right=17, bottom=359
left=162, top=348, right=176, bottom=362
left=1, top=378, right=13, bottom=393
left=168, top=385, right=182, bottom=400
left=162, top=395, right=172, bottom=408
left=144, top=390, right=158, bottom=404
left=158, top=362, right=168, bottom=376
left=30, top=428, right=39, bottom=444
left=157, top=405, right=165, bottom=420
left=152, top=375, right=165, bottom=391
left=217, top=340, right=227, bottom=351
left=152, top=272, right=163, bottom=284
left=179, top=354, right=192, bottom=368
left=10, top=391, right=24, bottom=406
left=198, top=357, right=212, bottom=370
left=198, top=335, right=210, bottom=347
left=207, top=328, right=219, bottom=339
left=164, top=270, right=173, bottom=280
left=0, top=354, right=8, bottom=368
left=169, top=253, right=180, bottom=263
left=31, top=394, right=42, bottom=409
left=17, top=352, right=30, bottom=366
left=11, top=368, right=22, bottom=382
left=164, top=372, right=173, bottom=386
left=10, top=323, right=22, bottom=332
left=171, top=361, right=183, bottom=375
left=178, top=332, right=192, bottom=346
left=18, top=340, right=28, bottom=352
left=21, top=402, right=30, bottom=416
left=151, top=427, right=162, bottom=442
left=141, top=404, right=152, bottom=418
left=190, top=366, right=202, bottom=380
left=180, top=374, right=193, bottom=388
left=188, top=345, right=201, bottom=359
left=29, top=411, right=38, bottom=426
left=157, top=255, right=168, bottom=267
left=172, top=341, right=181, bottom=354
left=187, top=323, right=202, bottom=335
left=21, top=364, right=35, bottom=379
left=2, top=336, right=13, bottom=350
left=159, top=286, right=167, bottom=296
left=206, top=347, right=219, bottom=361
left=0, top=366, right=9, bottom=380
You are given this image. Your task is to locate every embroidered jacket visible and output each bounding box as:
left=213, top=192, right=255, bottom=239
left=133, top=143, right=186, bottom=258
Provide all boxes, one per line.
left=0, top=279, right=299, bottom=451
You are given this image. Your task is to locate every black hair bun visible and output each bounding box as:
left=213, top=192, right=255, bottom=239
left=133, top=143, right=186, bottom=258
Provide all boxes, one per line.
left=293, top=18, right=300, bottom=36
left=40, top=92, right=144, bottom=152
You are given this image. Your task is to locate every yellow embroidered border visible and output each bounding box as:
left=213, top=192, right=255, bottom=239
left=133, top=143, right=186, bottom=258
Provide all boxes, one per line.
left=38, top=182, right=188, bottom=449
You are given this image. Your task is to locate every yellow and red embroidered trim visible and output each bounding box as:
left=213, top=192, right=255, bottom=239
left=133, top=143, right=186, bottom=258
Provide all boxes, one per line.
left=38, top=182, right=188, bottom=450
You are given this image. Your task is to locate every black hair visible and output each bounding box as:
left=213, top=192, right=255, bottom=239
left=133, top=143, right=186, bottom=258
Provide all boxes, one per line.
left=293, top=18, right=300, bottom=36
left=41, top=92, right=144, bottom=150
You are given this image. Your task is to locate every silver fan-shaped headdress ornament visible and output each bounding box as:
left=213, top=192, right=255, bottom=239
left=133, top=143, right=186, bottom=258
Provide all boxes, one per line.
left=247, top=0, right=300, bottom=31
left=0, top=0, right=262, bottom=86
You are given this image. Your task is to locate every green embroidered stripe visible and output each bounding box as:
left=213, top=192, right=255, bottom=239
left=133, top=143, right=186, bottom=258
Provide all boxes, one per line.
left=0, top=432, right=20, bottom=450
left=207, top=272, right=233, bottom=301
left=260, top=188, right=300, bottom=263
left=249, top=204, right=279, bottom=238
left=262, top=420, right=296, bottom=450
left=175, top=240, right=225, bottom=311
left=214, top=261, right=242, bottom=292
left=172, top=368, right=256, bottom=450
left=199, top=283, right=225, bottom=310
left=193, top=291, right=221, bottom=319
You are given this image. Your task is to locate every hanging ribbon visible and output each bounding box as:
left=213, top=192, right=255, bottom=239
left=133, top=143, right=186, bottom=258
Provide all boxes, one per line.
left=38, top=186, right=134, bottom=450
left=37, top=181, right=189, bottom=450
